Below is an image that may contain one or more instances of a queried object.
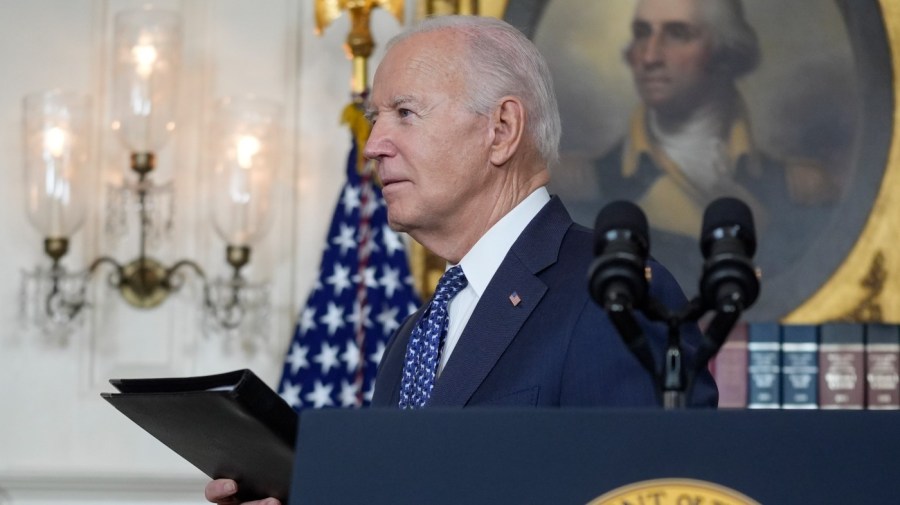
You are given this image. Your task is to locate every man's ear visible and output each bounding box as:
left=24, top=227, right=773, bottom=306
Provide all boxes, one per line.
left=489, top=96, right=525, bottom=166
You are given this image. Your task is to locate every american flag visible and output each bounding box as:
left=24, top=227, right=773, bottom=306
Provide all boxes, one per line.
left=277, top=133, right=421, bottom=411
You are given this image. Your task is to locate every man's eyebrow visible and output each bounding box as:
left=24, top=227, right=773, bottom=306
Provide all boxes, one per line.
left=632, top=19, right=697, bottom=30
left=662, top=20, right=695, bottom=29
left=387, top=95, right=417, bottom=112
left=364, top=95, right=417, bottom=122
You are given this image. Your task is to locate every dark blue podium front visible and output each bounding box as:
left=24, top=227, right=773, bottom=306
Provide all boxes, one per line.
left=290, top=409, right=900, bottom=504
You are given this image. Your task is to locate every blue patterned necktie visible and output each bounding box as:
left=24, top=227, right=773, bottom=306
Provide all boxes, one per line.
left=399, top=265, right=468, bottom=409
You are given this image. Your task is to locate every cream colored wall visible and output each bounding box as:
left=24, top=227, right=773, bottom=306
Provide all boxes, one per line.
left=0, top=1, right=405, bottom=503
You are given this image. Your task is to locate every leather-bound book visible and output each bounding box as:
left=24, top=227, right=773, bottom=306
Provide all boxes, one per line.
left=781, top=324, right=819, bottom=409
left=818, top=323, right=865, bottom=409
left=747, top=322, right=781, bottom=409
left=709, top=321, right=748, bottom=409
left=865, top=324, right=900, bottom=409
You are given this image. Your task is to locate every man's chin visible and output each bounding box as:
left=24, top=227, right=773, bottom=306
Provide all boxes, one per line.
left=385, top=214, right=410, bottom=234
left=638, top=90, right=675, bottom=109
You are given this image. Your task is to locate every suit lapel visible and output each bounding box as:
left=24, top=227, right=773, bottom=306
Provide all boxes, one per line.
left=428, top=257, right=547, bottom=406
left=428, top=197, right=573, bottom=407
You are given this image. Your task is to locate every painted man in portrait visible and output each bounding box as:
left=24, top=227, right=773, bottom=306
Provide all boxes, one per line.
left=594, top=0, right=839, bottom=296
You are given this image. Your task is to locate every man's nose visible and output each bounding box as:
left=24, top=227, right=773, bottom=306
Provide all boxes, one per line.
left=639, top=34, right=664, bottom=66
left=363, top=121, right=392, bottom=161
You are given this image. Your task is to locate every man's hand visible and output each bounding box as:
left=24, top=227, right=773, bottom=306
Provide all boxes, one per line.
left=204, top=479, right=281, bottom=505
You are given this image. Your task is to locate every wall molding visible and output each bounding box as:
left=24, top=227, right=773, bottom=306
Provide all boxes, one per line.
left=0, top=471, right=207, bottom=497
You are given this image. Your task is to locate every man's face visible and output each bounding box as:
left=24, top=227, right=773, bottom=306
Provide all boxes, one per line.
left=625, top=0, right=716, bottom=115
left=363, top=31, right=494, bottom=237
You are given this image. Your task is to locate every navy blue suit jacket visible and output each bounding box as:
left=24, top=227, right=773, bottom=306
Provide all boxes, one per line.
left=371, top=197, right=718, bottom=408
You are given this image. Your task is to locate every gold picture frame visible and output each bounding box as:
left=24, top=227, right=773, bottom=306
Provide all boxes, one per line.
left=501, top=0, right=899, bottom=323
left=786, top=0, right=900, bottom=323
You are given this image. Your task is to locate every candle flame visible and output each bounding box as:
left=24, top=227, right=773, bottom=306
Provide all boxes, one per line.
left=236, top=135, right=261, bottom=169
left=44, top=127, right=67, bottom=158
left=132, top=40, right=158, bottom=78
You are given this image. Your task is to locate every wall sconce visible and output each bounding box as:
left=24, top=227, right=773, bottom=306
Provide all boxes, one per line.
left=19, top=6, right=280, bottom=338
left=204, top=96, right=280, bottom=332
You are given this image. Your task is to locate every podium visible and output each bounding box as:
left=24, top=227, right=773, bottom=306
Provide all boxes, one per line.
left=290, top=409, right=900, bottom=504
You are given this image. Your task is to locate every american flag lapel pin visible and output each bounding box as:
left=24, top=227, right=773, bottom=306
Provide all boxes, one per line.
left=509, top=291, right=522, bottom=307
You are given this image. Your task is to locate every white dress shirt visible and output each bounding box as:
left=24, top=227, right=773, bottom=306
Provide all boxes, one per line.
left=437, top=187, right=552, bottom=375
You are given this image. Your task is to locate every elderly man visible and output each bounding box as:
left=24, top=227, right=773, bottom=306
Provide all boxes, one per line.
left=206, top=15, right=716, bottom=505
left=595, top=0, right=836, bottom=289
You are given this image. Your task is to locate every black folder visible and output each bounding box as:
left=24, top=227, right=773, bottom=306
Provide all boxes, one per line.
left=102, top=369, right=297, bottom=502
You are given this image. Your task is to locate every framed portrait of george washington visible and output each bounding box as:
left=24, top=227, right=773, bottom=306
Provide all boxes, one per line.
left=503, top=0, right=899, bottom=322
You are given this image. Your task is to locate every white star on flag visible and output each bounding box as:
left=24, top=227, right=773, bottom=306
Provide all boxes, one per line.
left=306, top=380, right=335, bottom=408
left=341, top=184, right=361, bottom=215
left=379, top=266, right=401, bottom=298
left=382, top=224, right=405, bottom=257
left=346, top=301, right=372, bottom=330
left=326, top=263, right=353, bottom=296
left=286, top=343, right=309, bottom=374
left=340, top=380, right=360, bottom=407
left=332, top=224, right=357, bottom=256
left=370, top=340, right=387, bottom=367
left=342, top=339, right=361, bottom=373
left=352, top=266, right=379, bottom=289
left=299, top=307, right=317, bottom=335
left=377, top=305, right=401, bottom=336
left=320, top=302, right=346, bottom=336
left=314, top=342, right=341, bottom=374
left=280, top=381, right=302, bottom=408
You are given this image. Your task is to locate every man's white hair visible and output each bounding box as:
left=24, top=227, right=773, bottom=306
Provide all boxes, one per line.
left=699, top=0, right=760, bottom=78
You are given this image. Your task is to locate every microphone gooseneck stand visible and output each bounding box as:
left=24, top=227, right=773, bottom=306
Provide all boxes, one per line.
left=607, top=290, right=748, bottom=410
left=651, top=296, right=744, bottom=409
left=592, top=197, right=760, bottom=410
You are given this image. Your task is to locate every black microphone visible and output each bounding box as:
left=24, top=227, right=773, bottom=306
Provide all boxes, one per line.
left=699, top=197, right=760, bottom=313
left=588, top=200, right=650, bottom=311
left=588, top=200, right=657, bottom=381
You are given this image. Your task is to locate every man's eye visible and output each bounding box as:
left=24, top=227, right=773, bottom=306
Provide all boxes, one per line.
left=398, top=108, right=413, bottom=118
left=632, top=22, right=651, bottom=40
left=665, top=24, right=694, bottom=42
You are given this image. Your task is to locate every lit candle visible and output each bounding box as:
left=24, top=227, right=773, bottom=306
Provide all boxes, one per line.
left=44, top=126, right=67, bottom=158
left=43, top=126, right=69, bottom=237
left=236, top=135, right=261, bottom=169
left=132, top=37, right=158, bottom=78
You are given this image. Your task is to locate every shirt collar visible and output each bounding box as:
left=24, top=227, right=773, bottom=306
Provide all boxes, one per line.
left=454, top=187, right=551, bottom=297
left=621, top=99, right=759, bottom=179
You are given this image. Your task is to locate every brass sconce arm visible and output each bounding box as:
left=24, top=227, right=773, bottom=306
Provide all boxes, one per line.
left=40, top=245, right=256, bottom=332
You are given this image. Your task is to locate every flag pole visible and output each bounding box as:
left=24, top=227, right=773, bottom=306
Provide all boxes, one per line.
left=314, top=0, right=404, bottom=168
left=315, top=0, right=404, bottom=100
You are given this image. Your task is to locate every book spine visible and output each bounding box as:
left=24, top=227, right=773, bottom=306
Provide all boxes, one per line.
left=818, top=323, right=864, bottom=409
left=781, top=324, right=819, bottom=409
left=711, top=322, right=748, bottom=409
left=866, top=324, right=900, bottom=410
left=748, top=322, right=781, bottom=409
